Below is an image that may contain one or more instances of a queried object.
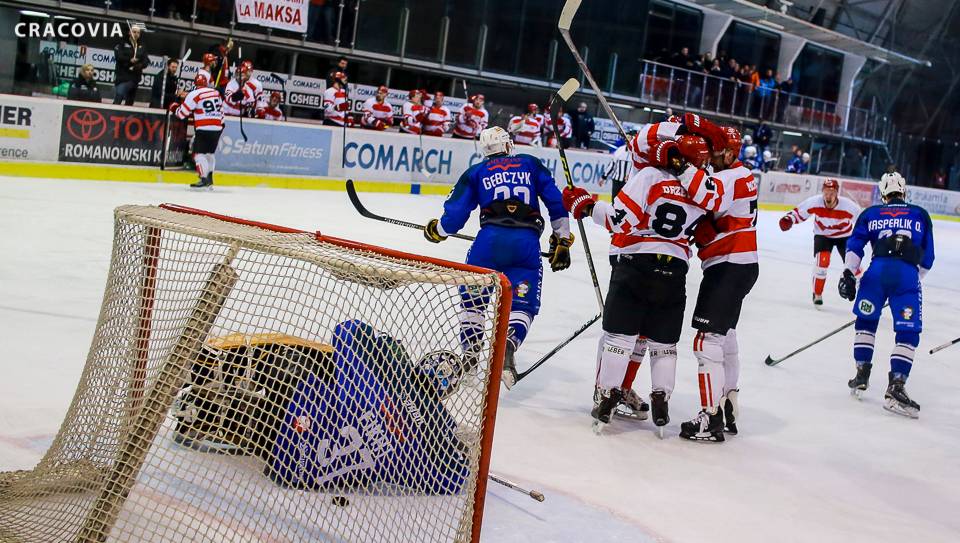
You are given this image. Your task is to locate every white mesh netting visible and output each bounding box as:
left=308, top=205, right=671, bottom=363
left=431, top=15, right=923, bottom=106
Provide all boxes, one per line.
left=0, top=204, right=508, bottom=543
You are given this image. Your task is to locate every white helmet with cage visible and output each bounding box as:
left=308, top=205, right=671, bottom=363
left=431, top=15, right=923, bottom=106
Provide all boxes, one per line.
left=479, top=126, right=514, bottom=157
left=879, top=171, right=907, bottom=199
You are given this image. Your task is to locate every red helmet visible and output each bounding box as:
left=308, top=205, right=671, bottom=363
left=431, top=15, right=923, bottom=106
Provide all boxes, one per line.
left=823, top=179, right=840, bottom=191
left=408, top=88, right=421, bottom=99
left=376, top=85, right=388, bottom=95
left=270, top=91, right=282, bottom=102
left=239, top=60, right=254, bottom=74
left=202, top=52, right=216, bottom=65
left=194, top=73, right=209, bottom=88
left=721, top=126, right=742, bottom=154
left=676, top=136, right=711, bottom=168
left=527, top=103, right=539, bottom=113
left=471, top=93, right=484, bottom=103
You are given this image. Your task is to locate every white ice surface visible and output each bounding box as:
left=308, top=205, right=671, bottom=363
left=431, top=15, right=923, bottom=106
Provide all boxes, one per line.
left=1, top=177, right=959, bottom=543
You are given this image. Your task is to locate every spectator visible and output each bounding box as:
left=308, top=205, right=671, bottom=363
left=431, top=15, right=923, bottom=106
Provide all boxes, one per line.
left=755, top=123, right=772, bottom=159
left=777, top=75, right=794, bottom=121
left=113, top=23, right=148, bottom=105
left=934, top=169, right=947, bottom=189
left=568, top=102, right=594, bottom=149
left=757, top=69, right=776, bottom=119
left=257, top=91, right=286, bottom=121
left=742, top=145, right=760, bottom=170
left=786, top=150, right=811, bottom=173
left=150, top=58, right=184, bottom=109
left=68, top=64, right=101, bottom=102
left=326, top=56, right=349, bottom=87
left=672, top=47, right=695, bottom=70
left=739, top=134, right=754, bottom=163
left=308, top=0, right=336, bottom=44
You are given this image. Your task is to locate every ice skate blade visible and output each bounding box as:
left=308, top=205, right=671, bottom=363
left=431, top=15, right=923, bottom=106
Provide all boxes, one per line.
left=850, top=388, right=865, bottom=400
left=679, top=432, right=725, bottom=443
left=188, top=185, right=213, bottom=191
left=592, top=420, right=609, bottom=435
left=614, top=407, right=649, bottom=421
left=883, top=401, right=919, bottom=419
left=657, top=426, right=664, bottom=439
left=501, top=371, right=516, bottom=390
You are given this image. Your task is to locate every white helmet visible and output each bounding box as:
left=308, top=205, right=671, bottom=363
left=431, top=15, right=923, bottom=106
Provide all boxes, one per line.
left=742, top=134, right=753, bottom=145
left=479, top=126, right=514, bottom=157
left=802, top=152, right=811, bottom=162
left=744, top=145, right=757, bottom=159
left=879, top=172, right=907, bottom=198
left=763, top=149, right=772, bottom=161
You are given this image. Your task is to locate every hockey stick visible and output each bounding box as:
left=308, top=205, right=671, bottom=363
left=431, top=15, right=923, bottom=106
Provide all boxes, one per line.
left=161, top=49, right=191, bottom=170
left=341, top=80, right=350, bottom=169
left=487, top=472, right=544, bottom=502
left=234, top=47, right=248, bottom=142
left=516, top=313, right=600, bottom=383
left=764, top=303, right=889, bottom=366
left=547, top=78, right=604, bottom=311
left=461, top=79, right=479, bottom=154
left=558, top=0, right=627, bottom=141
left=929, top=337, right=960, bottom=355
left=346, top=179, right=550, bottom=256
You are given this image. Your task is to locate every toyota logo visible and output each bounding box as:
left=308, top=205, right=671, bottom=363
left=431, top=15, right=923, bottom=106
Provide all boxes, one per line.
left=66, top=108, right=106, bottom=142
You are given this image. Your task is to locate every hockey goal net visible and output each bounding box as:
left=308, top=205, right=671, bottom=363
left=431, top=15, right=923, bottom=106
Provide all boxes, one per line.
left=0, top=204, right=510, bottom=543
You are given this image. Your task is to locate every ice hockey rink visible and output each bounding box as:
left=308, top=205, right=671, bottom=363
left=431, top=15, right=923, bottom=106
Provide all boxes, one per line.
left=1, top=176, right=959, bottom=543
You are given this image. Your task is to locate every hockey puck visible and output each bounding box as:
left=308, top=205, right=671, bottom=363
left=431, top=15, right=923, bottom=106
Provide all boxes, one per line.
left=332, top=496, right=349, bottom=507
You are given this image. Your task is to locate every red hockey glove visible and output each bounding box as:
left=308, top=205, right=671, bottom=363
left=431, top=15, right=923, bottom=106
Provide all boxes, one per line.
left=683, top=113, right=726, bottom=152
left=779, top=215, right=793, bottom=231
left=338, top=101, right=350, bottom=112
left=562, top=186, right=594, bottom=220
left=168, top=102, right=180, bottom=113
left=693, top=218, right=718, bottom=248
left=648, top=141, right=685, bottom=175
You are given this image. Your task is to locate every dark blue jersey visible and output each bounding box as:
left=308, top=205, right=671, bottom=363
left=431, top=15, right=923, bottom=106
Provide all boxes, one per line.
left=439, top=153, right=568, bottom=237
left=846, top=198, right=935, bottom=273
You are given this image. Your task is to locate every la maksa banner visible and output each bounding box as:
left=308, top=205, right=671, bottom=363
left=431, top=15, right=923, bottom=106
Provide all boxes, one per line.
left=235, top=0, right=307, bottom=33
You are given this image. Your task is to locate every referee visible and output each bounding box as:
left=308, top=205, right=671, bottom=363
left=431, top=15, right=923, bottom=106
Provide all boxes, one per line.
left=601, top=131, right=636, bottom=198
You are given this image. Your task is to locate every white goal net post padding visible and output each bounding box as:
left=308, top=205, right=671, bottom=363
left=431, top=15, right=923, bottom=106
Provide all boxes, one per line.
left=0, top=204, right=511, bottom=543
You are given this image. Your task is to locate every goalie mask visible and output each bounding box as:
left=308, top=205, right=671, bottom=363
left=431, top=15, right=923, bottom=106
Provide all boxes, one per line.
left=479, top=126, right=514, bottom=157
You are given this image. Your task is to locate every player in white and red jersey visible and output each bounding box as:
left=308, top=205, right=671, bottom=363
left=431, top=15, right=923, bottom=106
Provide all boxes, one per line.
left=668, top=118, right=761, bottom=443
left=780, top=179, right=861, bottom=306
left=174, top=73, right=223, bottom=189
left=544, top=106, right=572, bottom=148
left=198, top=53, right=215, bottom=86
left=422, top=91, right=452, bottom=137
left=361, top=85, right=394, bottom=130
left=562, top=140, right=708, bottom=434
left=625, top=118, right=684, bottom=170
left=508, top=104, right=544, bottom=146
left=256, top=91, right=285, bottom=121
left=322, top=71, right=350, bottom=127
left=223, top=60, right=262, bottom=117
left=452, top=94, right=488, bottom=140
left=401, top=89, right=425, bottom=135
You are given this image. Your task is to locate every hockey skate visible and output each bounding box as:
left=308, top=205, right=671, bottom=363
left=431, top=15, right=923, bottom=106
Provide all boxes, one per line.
left=650, top=390, right=669, bottom=439
left=501, top=342, right=518, bottom=390
left=722, top=389, right=739, bottom=435
left=615, top=388, right=650, bottom=420
left=847, top=362, right=872, bottom=399
left=679, top=409, right=725, bottom=443
left=190, top=175, right=214, bottom=190
left=812, top=293, right=823, bottom=307
left=591, top=387, right=623, bottom=435
left=883, top=373, right=920, bottom=419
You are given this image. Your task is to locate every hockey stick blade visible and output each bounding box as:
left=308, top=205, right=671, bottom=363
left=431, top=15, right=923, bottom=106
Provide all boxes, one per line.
left=488, top=473, right=545, bottom=502
left=558, top=0, right=582, bottom=31
left=345, top=180, right=550, bottom=256
left=557, top=78, right=580, bottom=102
left=764, top=355, right=778, bottom=367
left=516, top=313, right=600, bottom=382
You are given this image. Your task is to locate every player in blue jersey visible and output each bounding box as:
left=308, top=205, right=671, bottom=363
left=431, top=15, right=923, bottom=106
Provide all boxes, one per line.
left=839, top=172, right=934, bottom=418
left=423, top=126, right=574, bottom=388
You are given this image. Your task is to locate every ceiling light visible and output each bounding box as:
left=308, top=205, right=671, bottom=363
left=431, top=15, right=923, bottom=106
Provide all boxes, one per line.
left=19, top=10, right=50, bottom=18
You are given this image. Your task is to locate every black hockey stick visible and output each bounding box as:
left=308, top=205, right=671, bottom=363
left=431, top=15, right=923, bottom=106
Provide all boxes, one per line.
left=161, top=48, right=191, bottom=170
left=234, top=47, right=248, bottom=142
left=461, top=79, right=479, bottom=153
left=516, top=313, right=600, bottom=383
left=558, top=0, right=627, bottom=141
left=764, top=303, right=889, bottom=366
left=547, top=78, right=604, bottom=311
left=270, top=72, right=289, bottom=119
left=487, top=472, right=545, bottom=502
left=345, top=179, right=551, bottom=256
left=929, top=337, right=960, bottom=355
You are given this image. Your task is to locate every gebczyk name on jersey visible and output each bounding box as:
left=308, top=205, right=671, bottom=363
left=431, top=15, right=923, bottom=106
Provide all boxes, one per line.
left=868, top=217, right=922, bottom=232
left=481, top=171, right=532, bottom=190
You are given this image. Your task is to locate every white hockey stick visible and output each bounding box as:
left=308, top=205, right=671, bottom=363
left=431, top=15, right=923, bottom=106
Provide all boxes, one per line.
left=487, top=472, right=545, bottom=502
left=558, top=0, right=627, bottom=141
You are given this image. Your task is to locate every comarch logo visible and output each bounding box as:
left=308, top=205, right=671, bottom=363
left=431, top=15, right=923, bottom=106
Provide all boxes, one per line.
left=15, top=20, right=130, bottom=39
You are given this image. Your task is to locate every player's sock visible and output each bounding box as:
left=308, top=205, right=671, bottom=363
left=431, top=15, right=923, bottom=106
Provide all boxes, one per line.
left=596, top=332, right=637, bottom=390
left=813, top=251, right=830, bottom=298
left=648, top=341, right=677, bottom=397
left=853, top=318, right=879, bottom=365
left=722, top=328, right=740, bottom=395
left=891, top=331, right=919, bottom=379
left=693, top=331, right=725, bottom=413
left=458, top=308, right=486, bottom=357
left=620, top=337, right=647, bottom=390
left=507, top=310, right=532, bottom=350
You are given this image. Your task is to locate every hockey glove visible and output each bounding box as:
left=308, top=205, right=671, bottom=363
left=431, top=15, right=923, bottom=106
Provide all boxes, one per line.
left=779, top=215, right=793, bottom=231
left=562, top=186, right=594, bottom=220
left=548, top=232, right=575, bottom=272
left=683, top=113, right=726, bottom=152
left=230, top=90, right=244, bottom=102
left=838, top=269, right=857, bottom=301
left=424, top=218, right=447, bottom=243
left=648, top=141, right=686, bottom=176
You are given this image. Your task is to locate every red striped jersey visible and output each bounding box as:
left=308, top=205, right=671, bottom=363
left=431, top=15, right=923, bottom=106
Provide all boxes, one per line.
left=361, top=97, right=394, bottom=130
left=176, top=87, right=223, bottom=131
left=256, top=105, right=285, bottom=121
left=422, top=105, right=452, bottom=136
left=323, top=86, right=349, bottom=126
left=223, top=78, right=263, bottom=116
left=787, top=194, right=861, bottom=238
left=508, top=114, right=543, bottom=146
left=627, top=121, right=683, bottom=170
left=401, top=101, right=425, bottom=134
left=453, top=105, right=489, bottom=138
left=693, top=162, right=759, bottom=268
left=590, top=166, right=707, bottom=261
